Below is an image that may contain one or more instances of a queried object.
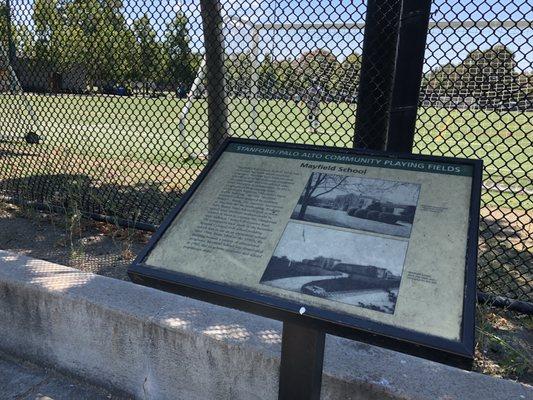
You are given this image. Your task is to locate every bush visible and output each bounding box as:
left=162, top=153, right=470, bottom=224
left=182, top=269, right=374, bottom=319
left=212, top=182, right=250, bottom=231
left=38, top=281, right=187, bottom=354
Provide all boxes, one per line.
left=354, top=209, right=368, bottom=218
left=378, top=212, right=398, bottom=224
left=347, top=207, right=358, bottom=216
left=399, top=206, right=416, bottom=223
left=367, top=210, right=380, bottom=220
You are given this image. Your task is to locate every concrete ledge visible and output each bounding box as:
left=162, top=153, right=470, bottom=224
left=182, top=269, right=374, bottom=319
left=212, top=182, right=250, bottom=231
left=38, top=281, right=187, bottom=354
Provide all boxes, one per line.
left=0, top=250, right=530, bottom=400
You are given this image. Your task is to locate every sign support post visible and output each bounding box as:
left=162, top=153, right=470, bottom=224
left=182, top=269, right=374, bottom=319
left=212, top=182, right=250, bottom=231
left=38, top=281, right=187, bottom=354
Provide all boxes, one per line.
left=278, top=322, right=325, bottom=400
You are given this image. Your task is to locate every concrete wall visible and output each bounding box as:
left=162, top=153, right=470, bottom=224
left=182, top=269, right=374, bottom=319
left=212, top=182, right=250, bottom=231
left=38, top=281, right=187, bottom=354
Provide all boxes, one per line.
left=0, top=250, right=530, bottom=400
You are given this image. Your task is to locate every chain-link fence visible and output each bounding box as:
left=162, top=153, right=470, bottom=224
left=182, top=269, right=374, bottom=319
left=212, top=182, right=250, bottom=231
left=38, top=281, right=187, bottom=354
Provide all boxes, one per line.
left=413, top=2, right=532, bottom=306
left=0, top=0, right=531, bottom=306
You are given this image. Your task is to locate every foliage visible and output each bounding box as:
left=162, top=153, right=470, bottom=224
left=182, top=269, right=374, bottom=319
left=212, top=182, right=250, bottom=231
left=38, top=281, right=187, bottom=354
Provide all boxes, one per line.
left=423, top=45, right=529, bottom=106
left=226, top=52, right=254, bottom=96
left=164, top=11, right=195, bottom=89
left=1, top=0, right=530, bottom=104
left=297, top=172, right=348, bottom=219
left=132, top=14, right=163, bottom=90
left=3, top=0, right=197, bottom=92
left=0, top=2, right=9, bottom=50
left=226, top=49, right=362, bottom=102
left=295, top=49, right=339, bottom=91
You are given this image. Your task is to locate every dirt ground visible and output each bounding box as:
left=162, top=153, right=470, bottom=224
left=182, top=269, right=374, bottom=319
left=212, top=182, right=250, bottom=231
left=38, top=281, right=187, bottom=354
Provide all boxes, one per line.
left=0, top=202, right=149, bottom=280
left=0, top=202, right=531, bottom=385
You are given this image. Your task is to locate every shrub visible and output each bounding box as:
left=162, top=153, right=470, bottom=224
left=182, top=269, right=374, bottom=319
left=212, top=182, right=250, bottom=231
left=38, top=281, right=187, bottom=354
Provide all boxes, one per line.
left=354, top=209, right=367, bottom=218
left=378, top=212, right=398, bottom=224
left=367, top=210, right=380, bottom=220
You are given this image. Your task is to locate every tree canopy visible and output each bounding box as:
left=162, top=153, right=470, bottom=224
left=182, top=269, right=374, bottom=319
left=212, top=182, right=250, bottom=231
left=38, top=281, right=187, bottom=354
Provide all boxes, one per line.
left=1, top=1, right=528, bottom=105
left=3, top=0, right=197, bottom=91
left=423, top=45, right=528, bottom=106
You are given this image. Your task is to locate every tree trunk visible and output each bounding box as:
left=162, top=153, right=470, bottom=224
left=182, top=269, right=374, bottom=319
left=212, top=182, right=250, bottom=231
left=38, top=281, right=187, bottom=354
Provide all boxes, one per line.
left=298, top=198, right=309, bottom=219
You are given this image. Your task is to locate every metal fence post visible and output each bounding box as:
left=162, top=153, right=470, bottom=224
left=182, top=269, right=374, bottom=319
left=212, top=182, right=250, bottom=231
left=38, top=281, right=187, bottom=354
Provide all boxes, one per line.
left=387, top=0, right=432, bottom=153
left=353, top=0, right=402, bottom=150
left=199, top=0, right=230, bottom=157
left=248, top=26, right=261, bottom=134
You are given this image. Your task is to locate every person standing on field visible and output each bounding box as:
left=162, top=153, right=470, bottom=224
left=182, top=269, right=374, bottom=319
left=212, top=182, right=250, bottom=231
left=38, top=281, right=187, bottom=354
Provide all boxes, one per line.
left=303, top=78, right=322, bottom=133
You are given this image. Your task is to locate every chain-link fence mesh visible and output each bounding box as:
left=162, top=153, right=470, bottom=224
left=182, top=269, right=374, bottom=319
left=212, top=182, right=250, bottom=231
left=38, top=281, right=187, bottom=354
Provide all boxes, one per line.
left=0, top=0, right=531, bottom=304
left=413, top=2, right=532, bottom=304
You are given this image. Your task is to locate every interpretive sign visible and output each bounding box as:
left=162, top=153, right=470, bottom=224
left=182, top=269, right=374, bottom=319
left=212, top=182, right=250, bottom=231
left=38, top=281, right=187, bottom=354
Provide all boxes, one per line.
left=129, top=138, right=482, bottom=367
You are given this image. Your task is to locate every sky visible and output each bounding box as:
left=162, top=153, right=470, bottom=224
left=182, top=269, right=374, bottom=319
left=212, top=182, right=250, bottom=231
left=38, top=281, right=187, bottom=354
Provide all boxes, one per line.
left=273, top=222, right=408, bottom=274
left=8, top=0, right=533, bottom=72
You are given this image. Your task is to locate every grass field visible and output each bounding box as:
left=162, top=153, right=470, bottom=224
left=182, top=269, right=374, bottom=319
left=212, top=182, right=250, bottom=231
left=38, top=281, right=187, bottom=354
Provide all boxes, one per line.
left=0, top=93, right=530, bottom=301
left=0, top=93, right=531, bottom=212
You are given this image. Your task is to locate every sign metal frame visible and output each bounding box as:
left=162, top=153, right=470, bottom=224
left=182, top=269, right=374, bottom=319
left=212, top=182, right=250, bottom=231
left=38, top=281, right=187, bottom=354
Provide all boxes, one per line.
left=128, top=138, right=482, bottom=369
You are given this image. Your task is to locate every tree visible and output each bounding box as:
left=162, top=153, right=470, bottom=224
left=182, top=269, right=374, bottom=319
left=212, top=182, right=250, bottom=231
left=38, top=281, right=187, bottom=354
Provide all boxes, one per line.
left=297, top=173, right=348, bottom=219
left=257, top=53, right=276, bottom=98
left=61, top=0, right=136, bottom=87
left=0, top=2, right=9, bottom=50
left=297, top=173, right=417, bottom=220
left=13, top=23, right=35, bottom=58
left=164, top=11, right=194, bottom=90
left=424, top=45, right=521, bottom=107
left=424, top=62, right=462, bottom=95
left=33, top=0, right=62, bottom=65
left=295, top=49, right=339, bottom=95
left=460, top=45, right=517, bottom=105
left=0, top=3, right=34, bottom=60
left=226, top=52, right=254, bottom=96
left=335, top=52, right=361, bottom=101
left=271, top=58, right=299, bottom=98
left=31, top=0, right=138, bottom=88
left=516, top=72, right=532, bottom=107
left=132, top=14, right=162, bottom=93
left=89, top=3, right=137, bottom=86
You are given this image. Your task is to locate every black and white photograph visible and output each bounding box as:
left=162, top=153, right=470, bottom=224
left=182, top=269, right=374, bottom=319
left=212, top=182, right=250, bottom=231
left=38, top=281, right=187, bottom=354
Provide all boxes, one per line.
left=291, top=172, right=421, bottom=238
left=260, top=223, right=408, bottom=314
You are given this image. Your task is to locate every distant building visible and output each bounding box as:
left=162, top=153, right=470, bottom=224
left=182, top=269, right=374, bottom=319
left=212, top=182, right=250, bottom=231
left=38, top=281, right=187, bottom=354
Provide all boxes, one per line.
left=299, top=256, right=396, bottom=280
left=1, top=58, right=88, bottom=93
left=301, top=256, right=340, bottom=270
left=333, top=263, right=395, bottom=279
left=334, top=193, right=400, bottom=213
left=333, top=193, right=414, bottom=221
left=334, top=194, right=375, bottom=211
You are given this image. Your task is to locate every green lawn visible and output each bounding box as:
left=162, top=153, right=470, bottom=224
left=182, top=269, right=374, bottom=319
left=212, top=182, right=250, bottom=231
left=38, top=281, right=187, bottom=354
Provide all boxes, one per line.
left=0, top=94, right=359, bottom=162
left=0, top=93, right=531, bottom=210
